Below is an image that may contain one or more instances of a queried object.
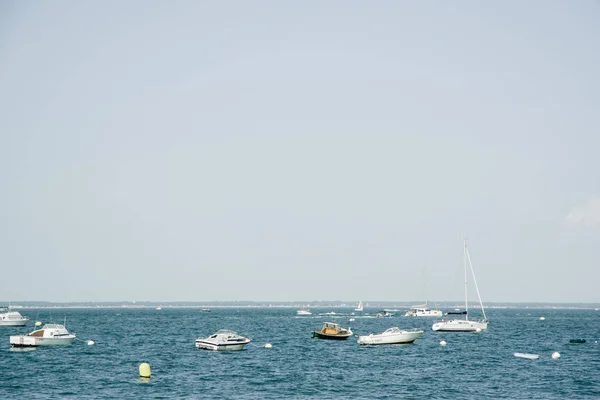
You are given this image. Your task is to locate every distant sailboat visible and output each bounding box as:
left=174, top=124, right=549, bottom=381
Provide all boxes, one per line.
left=354, top=300, right=364, bottom=312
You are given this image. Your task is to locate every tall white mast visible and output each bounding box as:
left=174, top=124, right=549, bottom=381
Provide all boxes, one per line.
left=464, top=237, right=469, bottom=320
left=465, top=242, right=487, bottom=322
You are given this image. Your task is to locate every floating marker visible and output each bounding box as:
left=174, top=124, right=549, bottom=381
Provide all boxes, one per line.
left=514, top=352, right=539, bottom=360
left=476, top=328, right=482, bottom=333
left=440, top=340, right=447, bottom=346
left=539, top=317, right=545, bottom=321
left=264, top=343, right=272, bottom=348
left=139, top=363, right=151, bottom=378
left=35, top=321, right=42, bottom=327
left=349, top=318, right=355, bottom=322
left=87, top=340, right=95, bottom=346
left=552, top=352, right=560, bottom=359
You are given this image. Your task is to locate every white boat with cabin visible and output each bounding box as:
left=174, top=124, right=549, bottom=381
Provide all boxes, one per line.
left=10, top=323, right=76, bottom=347
left=195, top=329, right=251, bottom=351
left=0, top=307, right=29, bottom=326
left=432, top=238, right=488, bottom=332
left=296, top=309, right=312, bottom=315
left=404, top=303, right=442, bottom=317
left=357, top=327, right=424, bottom=345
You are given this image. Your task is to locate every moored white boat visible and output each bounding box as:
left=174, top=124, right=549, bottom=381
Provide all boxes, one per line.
left=312, top=321, right=353, bottom=340
left=296, top=309, right=312, bottom=315
left=0, top=308, right=29, bottom=327
left=432, top=315, right=488, bottom=332
left=195, top=329, right=251, bottom=351
left=432, top=238, right=488, bottom=332
left=357, top=327, right=424, bottom=345
left=10, top=324, right=76, bottom=347
left=404, top=303, right=442, bottom=317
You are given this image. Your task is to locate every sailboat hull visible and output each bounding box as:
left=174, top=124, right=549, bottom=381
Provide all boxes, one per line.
left=432, top=320, right=487, bottom=332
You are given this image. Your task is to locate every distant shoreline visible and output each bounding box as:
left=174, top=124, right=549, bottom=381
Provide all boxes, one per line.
left=3, top=302, right=600, bottom=310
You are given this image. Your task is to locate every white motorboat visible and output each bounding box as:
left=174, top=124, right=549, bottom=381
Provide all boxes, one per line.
left=404, top=303, right=442, bottom=317
left=296, top=309, right=312, bottom=316
left=0, top=308, right=29, bottom=327
left=195, top=329, right=251, bottom=351
left=357, top=327, right=424, bottom=345
left=432, top=238, right=488, bottom=332
left=354, top=300, right=364, bottom=312
left=10, top=324, right=76, bottom=347
left=377, top=311, right=394, bottom=318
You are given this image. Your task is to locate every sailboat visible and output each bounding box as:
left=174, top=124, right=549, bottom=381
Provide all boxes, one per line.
left=354, top=300, right=364, bottom=312
left=432, top=238, right=488, bottom=332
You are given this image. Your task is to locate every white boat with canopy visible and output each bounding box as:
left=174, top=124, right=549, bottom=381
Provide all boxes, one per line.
left=432, top=238, right=488, bottom=332
left=357, top=327, right=423, bottom=345
left=0, top=307, right=29, bottom=327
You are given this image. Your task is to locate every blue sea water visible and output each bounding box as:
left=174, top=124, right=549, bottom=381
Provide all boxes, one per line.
left=0, top=307, right=599, bottom=399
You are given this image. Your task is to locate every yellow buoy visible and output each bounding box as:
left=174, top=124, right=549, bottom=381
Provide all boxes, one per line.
left=139, top=363, right=151, bottom=378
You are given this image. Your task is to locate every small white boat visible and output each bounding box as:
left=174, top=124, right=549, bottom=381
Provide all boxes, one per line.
left=358, top=327, right=424, bottom=345
left=10, top=324, right=76, bottom=347
left=296, top=309, right=312, bottom=315
left=0, top=308, right=29, bottom=327
left=195, top=329, right=251, bottom=351
left=377, top=311, right=394, bottom=318
left=404, top=303, right=442, bottom=317
left=513, top=352, right=540, bottom=360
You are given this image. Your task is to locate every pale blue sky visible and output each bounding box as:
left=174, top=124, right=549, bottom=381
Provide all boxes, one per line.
left=1, top=1, right=599, bottom=303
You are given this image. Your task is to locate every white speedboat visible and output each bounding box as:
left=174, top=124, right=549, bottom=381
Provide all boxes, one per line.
left=296, top=309, right=312, bottom=316
left=357, top=327, right=424, bottom=345
left=10, top=324, right=76, bottom=347
left=0, top=309, right=29, bottom=326
left=195, top=329, right=251, bottom=351
left=404, top=303, right=442, bottom=317
left=432, top=238, right=488, bottom=332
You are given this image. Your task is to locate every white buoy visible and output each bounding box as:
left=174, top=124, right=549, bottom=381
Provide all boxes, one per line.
left=35, top=321, right=42, bottom=327
left=349, top=318, right=355, bottom=322
left=552, top=351, right=561, bottom=359
left=440, top=340, right=447, bottom=346
left=539, top=317, right=545, bottom=321
left=476, top=328, right=482, bottom=333
left=264, top=343, right=272, bottom=348
left=87, top=340, right=95, bottom=346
